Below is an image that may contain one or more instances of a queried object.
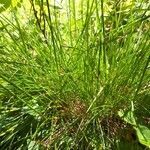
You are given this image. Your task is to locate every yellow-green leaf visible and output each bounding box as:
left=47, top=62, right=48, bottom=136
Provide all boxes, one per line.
left=0, top=0, right=11, bottom=12
left=135, top=125, right=150, bottom=148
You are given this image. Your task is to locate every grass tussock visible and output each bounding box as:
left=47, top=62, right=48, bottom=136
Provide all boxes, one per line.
left=0, top=0, right=150, bottom=149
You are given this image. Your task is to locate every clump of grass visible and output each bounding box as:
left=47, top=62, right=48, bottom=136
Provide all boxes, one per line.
left=0, top=0, right=150, bottom=149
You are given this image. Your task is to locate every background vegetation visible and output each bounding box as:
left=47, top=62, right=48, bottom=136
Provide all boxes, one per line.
left=0, top=0, right=150, bottom=149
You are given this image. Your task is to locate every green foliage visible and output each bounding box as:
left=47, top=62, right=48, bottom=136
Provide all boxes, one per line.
left=118, top=109, right=137, bottom=126
left=118, top=102, right=150, bottom=148
left=0, top=0, right=150, bottom=149
left=136, top=125, right=150, bottom=148
left=0, top=0, right=11, bottom=12
left=0, top=0, right=22, bottom=12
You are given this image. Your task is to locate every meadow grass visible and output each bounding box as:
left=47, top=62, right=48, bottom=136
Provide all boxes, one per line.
left=0, top=0, right=150, bottom=149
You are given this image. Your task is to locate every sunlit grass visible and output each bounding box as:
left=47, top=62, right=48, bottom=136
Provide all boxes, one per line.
left=0, top=0, right=150, bottom=149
